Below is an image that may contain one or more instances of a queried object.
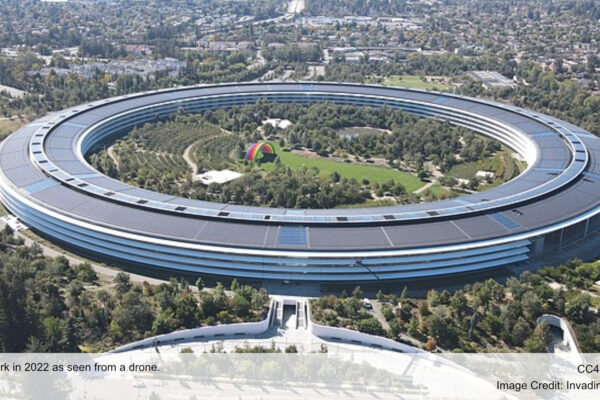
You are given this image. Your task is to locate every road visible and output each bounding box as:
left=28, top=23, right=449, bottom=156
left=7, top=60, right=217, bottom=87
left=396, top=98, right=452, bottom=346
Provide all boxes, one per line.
left=196, top=0, right=303, bottom=37
left=0, top=218, right=174, bottom=286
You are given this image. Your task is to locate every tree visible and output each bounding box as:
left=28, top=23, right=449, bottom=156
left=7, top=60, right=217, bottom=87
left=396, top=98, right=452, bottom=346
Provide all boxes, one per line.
left=524, top=322, right=553, bottom=353
left=511, top=317, right=532, bottom=346
left=114, top=272, right=131, bottom=295
left=199, top=292, right=218, bottom=319
left=75, top=263, right=98, bottom=284
left=113, top=290, right=154, bottom=333
left=400, top=286, right=408, bottom=300
left=285, top=344, right=298, bottom=353
left=401, top=306, right=419, bottom=332
left=108, top=320, right=123, bottom=341
left=521, top=291, right=543, bottom=320
left=449, top=291, right=468, bottom=319
left=231, top=294, right=251, bottom=318
left=331, top=171, right=341, bottom=182
left=565, top=293, right=591, bottom=323
left=381, top=306, right=394, bottom=321
left=427, top=290, right=441, bottom=308
left=426, top=337, right=437, bottom=351
left=152, top=312, right=177, bottom=335
left=174, top=293, right=199, bottom=328
left=39, top=316, right=77, bottom=352
left=338, top=297, right=361, bottom=318
left=357, top=318, right=384, bottom=336
left=195, top=277, right=204, bottom=292
left=426, top=309, right=458, bottom=349
left=468, top=177, right=479, bottom=190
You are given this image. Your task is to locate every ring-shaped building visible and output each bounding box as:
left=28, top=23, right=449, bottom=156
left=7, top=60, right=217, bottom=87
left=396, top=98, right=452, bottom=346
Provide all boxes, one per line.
left=1, top=82, right=600, bottom=282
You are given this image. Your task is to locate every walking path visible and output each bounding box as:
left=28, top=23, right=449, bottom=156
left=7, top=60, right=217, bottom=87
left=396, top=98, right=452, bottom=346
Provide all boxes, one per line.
left=0, top=218, right=177, bottom=287
left=414, top=180, right=437, bottom=194
left=182, top=141, right=199, bottom=177
left=0, top=84, right=27, bottom=98
left=371, top=300, right=391, bottom=331
left=414, top=161, right=445, bottom=194
left=106, top=145, right=119, bottom=169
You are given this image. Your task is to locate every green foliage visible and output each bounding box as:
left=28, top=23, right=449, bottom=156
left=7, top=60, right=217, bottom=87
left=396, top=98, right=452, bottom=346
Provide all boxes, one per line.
left=357, top=317, right=385, bottom=336
left=425, top=308, right=459, bottom=349
left=73, top=263, right=98, bottom=284
left=325, top=52, right=600, bottom=139
left=0, top=234, right=269, bottom=352
left=235, top=342, right=281, bottom=353
left=263, top=44, right=322, bottom=63
left=565, top=293, right=591, bottom=323
left=285, top=344, right=298, bottom=353
left=0, top=49, right=268, bottom=119
left=383, top=75, right=452, bottom=91
left=539, top=259, right=600, bottom=290
left=87, top=101, right=506, bottom=209
left=264, top=144, right=423, bottom=193
left=311, top=267, right=600, bottom=352
left=523, top=322, right=553, bottom=353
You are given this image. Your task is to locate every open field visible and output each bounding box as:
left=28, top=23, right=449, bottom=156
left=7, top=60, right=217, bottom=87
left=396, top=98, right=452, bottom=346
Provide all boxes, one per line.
left=383, top=75, right=453, bottom=91
left=447, top=150, right=523, bottom=182
left=447, top=161, right=479, bottom=180
left=425, top=183, right=457, bottom=198
left=262, top=144, right=425, bottom=192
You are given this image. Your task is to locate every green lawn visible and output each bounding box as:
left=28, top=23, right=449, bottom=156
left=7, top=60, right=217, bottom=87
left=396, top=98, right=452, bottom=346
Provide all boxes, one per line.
left=424, top=183, right=462, bottom=198
left=383, top=75, right=453, bottom=91
left=338, top=198, right=398, bottom=208
left=447, top=161, right=479, bottom=180
left=448, top=151, right=525, bottom=182
left=427, top=183, right=451, bottom=196
left=262, top=145, right=425, bottom=192
left=0, top=202, right=6, bottom=216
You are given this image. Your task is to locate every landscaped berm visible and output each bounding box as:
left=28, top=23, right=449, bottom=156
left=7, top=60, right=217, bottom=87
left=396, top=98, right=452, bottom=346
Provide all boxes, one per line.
left=245, top=140, right=277, bottom=162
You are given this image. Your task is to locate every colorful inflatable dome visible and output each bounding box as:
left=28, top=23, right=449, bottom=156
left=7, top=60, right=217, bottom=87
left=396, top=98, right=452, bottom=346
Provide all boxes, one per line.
left=245, top=141, right=276, bottom=161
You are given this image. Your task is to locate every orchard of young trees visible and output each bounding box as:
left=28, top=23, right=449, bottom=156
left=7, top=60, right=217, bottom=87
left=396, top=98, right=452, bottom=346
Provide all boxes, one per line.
left=89, top=101, right=505, bottom=209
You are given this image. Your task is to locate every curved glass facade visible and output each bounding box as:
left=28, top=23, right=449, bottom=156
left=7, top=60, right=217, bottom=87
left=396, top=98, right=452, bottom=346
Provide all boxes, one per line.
left=1, top=82, right=599, bottom=282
